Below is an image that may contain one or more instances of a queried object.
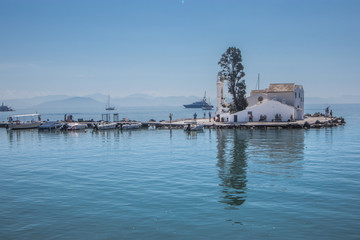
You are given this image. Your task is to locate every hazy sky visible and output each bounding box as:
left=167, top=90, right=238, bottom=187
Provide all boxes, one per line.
left=1, top=0, right=359, bottom=99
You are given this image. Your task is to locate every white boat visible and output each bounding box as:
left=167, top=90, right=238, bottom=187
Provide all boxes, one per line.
left=122, top=123, right=142, bottom=130
left=7, top=114, right=42, bottom=130
left=202, top=105, right=213, bottom=110
left=0, top=102, right=14, bottom=112
left=66, top=122, right=88, bottom=130
left=184, top=121, right=204, bottom=131
left=183, top=91, right=213, bottom=109
left=39, top=121, right=65, bottom=130
left=148, top=124, right=156, bottom=130
left=95, top=122, right=117, bottom=130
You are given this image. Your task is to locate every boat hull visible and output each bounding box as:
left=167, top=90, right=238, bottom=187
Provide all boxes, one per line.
left=184, top=124, right=204, bottom=131
left=183, top=103, right=213, bottom=109
left=183, top=105, right=202, bottom=108
left=122, top=123, right=142, bottom=130
left=183, top=121, right=204, bottom=131
left=67, top=123, right=87, bottom=130
left=8, top=122, right=41, bottom=130
left=96, top=123, right=117, bottom=130
left=39, top=121, right=64, bottom=130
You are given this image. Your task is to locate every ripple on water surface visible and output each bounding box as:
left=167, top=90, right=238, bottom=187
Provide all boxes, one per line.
left=0, top=111, right=359, bottom=240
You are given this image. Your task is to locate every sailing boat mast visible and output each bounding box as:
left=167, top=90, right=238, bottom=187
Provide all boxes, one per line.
left=105, top=95, right=115, bottom=111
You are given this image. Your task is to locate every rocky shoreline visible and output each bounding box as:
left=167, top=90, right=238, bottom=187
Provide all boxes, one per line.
left=154, top=116, right=346, bottom=130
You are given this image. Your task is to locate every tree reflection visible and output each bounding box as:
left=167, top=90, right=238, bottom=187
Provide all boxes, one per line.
left=216, top=129, right=248, bottom=207
left=216, top=128, right=305, bottom=208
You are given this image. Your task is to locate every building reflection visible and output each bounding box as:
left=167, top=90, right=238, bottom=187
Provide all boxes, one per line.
left=248, top=129, right=305, bottom=177
left=216, top=128, right=305, bottom=208
left=216, top=129, right=248, bottom=207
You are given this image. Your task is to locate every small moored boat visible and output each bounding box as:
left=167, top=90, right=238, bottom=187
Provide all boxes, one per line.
left=184, top=121, right=204, bottom=131
left=148, top=124, right=156, bottom=130
left=65, top=122, right=88, bottom=131
left=94, top=122, right=117, bottom=130
left=7, top=114, right=42, bottom=130
left=39, top=121, right=65, bottom=130
left=122, top=123, right=142, bottom=130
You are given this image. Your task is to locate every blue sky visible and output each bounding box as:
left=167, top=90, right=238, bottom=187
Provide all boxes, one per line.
left=0, top=0, right=359, bottom=99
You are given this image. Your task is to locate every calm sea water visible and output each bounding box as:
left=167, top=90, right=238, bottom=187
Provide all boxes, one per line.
left=0, top=106, right=214, bottom=122
left=0, top=104, right=359, bottom=239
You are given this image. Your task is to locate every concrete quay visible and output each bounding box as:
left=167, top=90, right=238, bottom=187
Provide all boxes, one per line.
left=0, top=116, right=345, bottom=130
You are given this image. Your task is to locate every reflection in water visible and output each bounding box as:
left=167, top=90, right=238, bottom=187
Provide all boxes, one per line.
left=92, top=129, right=121, bottom=143
left=216, top=129, right=248, bottom=208
left=6, top=128, right=156, bottom=146
left=184, top=130, right=204, bottom=140
left=216, top=129, right=305, bottom=208
left=249, top=129, right=305, bottom=177
left=7, top=129, right=42, bottom=147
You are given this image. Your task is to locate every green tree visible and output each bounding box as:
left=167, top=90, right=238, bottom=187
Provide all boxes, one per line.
left=218, top=47, right=248, bottom=112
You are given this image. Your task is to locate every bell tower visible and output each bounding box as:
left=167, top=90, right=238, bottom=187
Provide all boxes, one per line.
left=216, top=72, right=225, bottom=116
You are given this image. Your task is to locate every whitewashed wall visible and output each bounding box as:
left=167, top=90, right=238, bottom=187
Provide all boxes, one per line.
left=247, top=92, right=268, bottom=107
left=219, top=112, right=230, bottom=122
left=248, top=91, right=295, bottom=107
left=294, top=86, right=304, bottom=110
left=229, top=100, right=296, bottom=122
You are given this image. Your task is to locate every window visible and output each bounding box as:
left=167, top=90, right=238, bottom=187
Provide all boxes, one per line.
left=295, top=92, right=297, bottom=98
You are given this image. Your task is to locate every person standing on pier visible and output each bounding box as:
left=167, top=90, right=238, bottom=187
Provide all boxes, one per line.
left=325, top=106, right=330, bottom=117
left=194, top=113, right=197, bottom=119
left=209, top=112, right=212, bottom=122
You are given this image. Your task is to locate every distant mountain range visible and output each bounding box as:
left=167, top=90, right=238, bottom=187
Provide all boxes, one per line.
left=111, top=94, right=209, bottom=107
left=2, top=95, right=71, bottom=109
left=1, top=93, right=205, bottom=111
left=34, top=97, right=105, bottom=111
left=1, top=93, right=359, bottom=111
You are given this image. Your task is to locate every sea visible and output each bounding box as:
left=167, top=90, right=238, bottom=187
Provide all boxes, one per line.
left=0, top=104, right=359, bottom=239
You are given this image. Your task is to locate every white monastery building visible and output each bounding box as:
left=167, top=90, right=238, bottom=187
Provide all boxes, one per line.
left=216, top=74, right=304, bottom=123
